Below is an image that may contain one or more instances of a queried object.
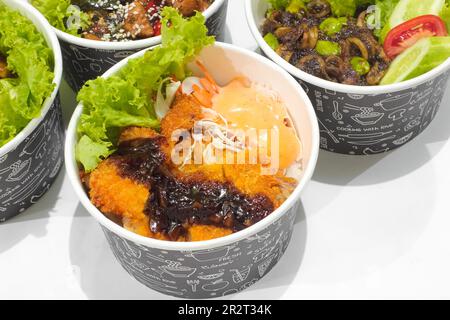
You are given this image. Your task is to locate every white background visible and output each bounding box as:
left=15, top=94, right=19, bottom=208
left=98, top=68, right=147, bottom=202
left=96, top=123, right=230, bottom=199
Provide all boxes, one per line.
left=1, top=0, right=450, bottom=299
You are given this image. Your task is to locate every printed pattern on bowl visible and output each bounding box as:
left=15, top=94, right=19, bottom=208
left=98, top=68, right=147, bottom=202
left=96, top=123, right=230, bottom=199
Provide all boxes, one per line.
left=296, top=71, right=450, bottom=155
left=101, top=201, right=298, bottom=299
left=60, top=0, right=229, bottom=92
left=0, top=95, right=65, bottom=222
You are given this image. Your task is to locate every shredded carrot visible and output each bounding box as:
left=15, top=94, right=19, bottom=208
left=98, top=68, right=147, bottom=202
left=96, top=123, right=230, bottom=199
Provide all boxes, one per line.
left=196, top=60, right=219, bottom=92
left=200, top=78, right=218, bottom=95
left=192, top=84, right=213, bottom=107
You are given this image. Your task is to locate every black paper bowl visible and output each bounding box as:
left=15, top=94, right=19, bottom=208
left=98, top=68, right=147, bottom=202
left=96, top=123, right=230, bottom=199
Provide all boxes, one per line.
left=65, top=42, right=320, bottom=298
left=246, top=0, right=450, bottom=155
left=0, top=0, right=64, bottom=222
left=35, top=0, right=229, bottom=92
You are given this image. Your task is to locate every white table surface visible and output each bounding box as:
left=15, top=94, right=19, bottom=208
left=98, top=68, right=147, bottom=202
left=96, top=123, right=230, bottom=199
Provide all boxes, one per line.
left=1, top=0, right=450, bottom=300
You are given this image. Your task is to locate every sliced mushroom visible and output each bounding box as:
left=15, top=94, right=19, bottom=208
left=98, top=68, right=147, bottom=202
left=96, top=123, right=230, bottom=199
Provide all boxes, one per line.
left=275, top=26, right=294, bottom=39
left=276, top=45, right=294, bottom=62
left=297, top=55, right=330, bottom=79
left=307, top=0, right=331, bottom=18
left=366, top=62, right=387, bottom=85
left=357, top=11, right=367, bottom=28
left=300, top=25, right=318, bottom=49
left=342, top=37, right=370, bottom=60
left=324, top=55, right=344, bottom=80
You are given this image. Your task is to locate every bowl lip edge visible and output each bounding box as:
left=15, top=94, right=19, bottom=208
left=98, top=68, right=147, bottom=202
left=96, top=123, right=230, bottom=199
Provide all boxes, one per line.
left=52, top=0, right=227, bottom=50
left=0, top=0, right=63, bottom=156
left=64, top=41, right=320, bottom=252
left=244, top=0, right=450, bottom=95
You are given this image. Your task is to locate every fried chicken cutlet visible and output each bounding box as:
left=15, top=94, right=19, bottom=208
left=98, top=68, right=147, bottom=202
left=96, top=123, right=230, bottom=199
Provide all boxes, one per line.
left=87, top=93, right=297, bottom=242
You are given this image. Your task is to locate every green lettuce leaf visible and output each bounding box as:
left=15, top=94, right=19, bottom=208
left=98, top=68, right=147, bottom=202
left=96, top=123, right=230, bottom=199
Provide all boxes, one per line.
left=266, top=0, right=376, bottom=17
left=76, top=7, right=214, bottom=172
left=31, top=0, right=90, bottom=36
left=326, top=0, right=375, bottom=16
left=267, top=0, right=290, bottom=9
left=0, top=3, right=55, bottom=147
left=368, top=0, right=399, bottom=40
left=441, top=0, right=450, bottom=31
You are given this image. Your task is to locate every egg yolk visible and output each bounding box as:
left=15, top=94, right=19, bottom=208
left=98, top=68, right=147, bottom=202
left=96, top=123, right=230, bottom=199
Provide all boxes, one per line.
left=211, top=78, right=301, bottom=170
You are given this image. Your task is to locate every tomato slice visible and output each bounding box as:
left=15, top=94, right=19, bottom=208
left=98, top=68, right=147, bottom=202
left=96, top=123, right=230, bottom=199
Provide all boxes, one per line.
left=384, top=15, right=448, bottom=59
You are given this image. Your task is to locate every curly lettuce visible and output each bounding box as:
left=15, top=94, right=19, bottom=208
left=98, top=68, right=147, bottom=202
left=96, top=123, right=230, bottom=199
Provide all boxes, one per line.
left=31, top=0, right=90, bottom=36
left=0, top=3, right=55, bottom=147
left=267, top=0, right=290, bottom=9
left=442, top=0, right=450, bottom=31
left=76, top=7, right=215, bottom=172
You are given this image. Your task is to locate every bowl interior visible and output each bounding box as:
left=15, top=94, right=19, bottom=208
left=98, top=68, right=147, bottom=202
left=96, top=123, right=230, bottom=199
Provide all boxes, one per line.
left=65, top=43, right=319, bottom=251
left=0, top=0, right=62, bottom=155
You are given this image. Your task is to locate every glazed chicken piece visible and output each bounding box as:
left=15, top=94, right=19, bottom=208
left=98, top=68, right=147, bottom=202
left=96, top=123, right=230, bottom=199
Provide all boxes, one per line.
left=171, top=0, right=211, bottom=17
left=82, top=11, right=110, bottom=40
left=123, top=0, right=154, bottom=39
left=0, top=54, right=12, bottom=79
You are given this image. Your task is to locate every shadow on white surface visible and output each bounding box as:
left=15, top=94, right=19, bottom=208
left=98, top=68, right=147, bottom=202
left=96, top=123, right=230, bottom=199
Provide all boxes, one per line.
left=0, top=168, right=65, bottom=254
left=313, top=88, right=450, bottom=187
left=69, top=203, right=176, bottom=299
left=59, top=80, right=78, bottom=129
left=68, top=201, right=307, bottom=300
left=227, top=203, right=307, bottom=299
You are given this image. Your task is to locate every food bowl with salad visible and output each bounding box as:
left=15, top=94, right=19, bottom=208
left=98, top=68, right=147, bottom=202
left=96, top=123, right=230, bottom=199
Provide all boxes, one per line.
left=246, top=0, right=450, bottom=155
left=65, top=9, right=319, bottom=298
left=30, top=0, right=229, bottom=92
left=0, top=0, right=64, bottom=222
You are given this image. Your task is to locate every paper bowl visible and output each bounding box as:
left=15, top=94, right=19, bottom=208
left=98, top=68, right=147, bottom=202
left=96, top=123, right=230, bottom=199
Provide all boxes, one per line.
left=65, top=42, right=319, bottom=298
left=0, top=0, right=64, bottom=222
left=36, top=0, right=229, bottom=92
left=245, top=0, right=450, bottom=155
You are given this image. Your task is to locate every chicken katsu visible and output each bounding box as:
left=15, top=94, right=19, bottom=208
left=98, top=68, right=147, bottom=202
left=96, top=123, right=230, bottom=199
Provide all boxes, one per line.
left=84, top=92, right=299, bottom=242
left=76, top=10, right=302, bottom=242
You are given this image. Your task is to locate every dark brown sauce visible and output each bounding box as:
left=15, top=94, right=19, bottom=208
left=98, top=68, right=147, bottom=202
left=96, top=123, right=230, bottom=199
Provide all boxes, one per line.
left=112, top=138, right=274, bottom=241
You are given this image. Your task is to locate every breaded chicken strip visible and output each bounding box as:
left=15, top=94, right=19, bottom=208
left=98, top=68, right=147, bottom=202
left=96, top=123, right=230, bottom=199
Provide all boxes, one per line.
left=118, top=126, right=160, bottom=143
left=90, top=127, right=163, bottom=239
left=89, top=159, right=154, bottom=238
left=189, top=225, right=232, bottom=242
left=161, top=93, right=204, bottom=140
left=90, top=126, right=233, bottom=241
left=162, top=94, right=297, bottom=208
left=89, top=159, right=232, bottom=241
